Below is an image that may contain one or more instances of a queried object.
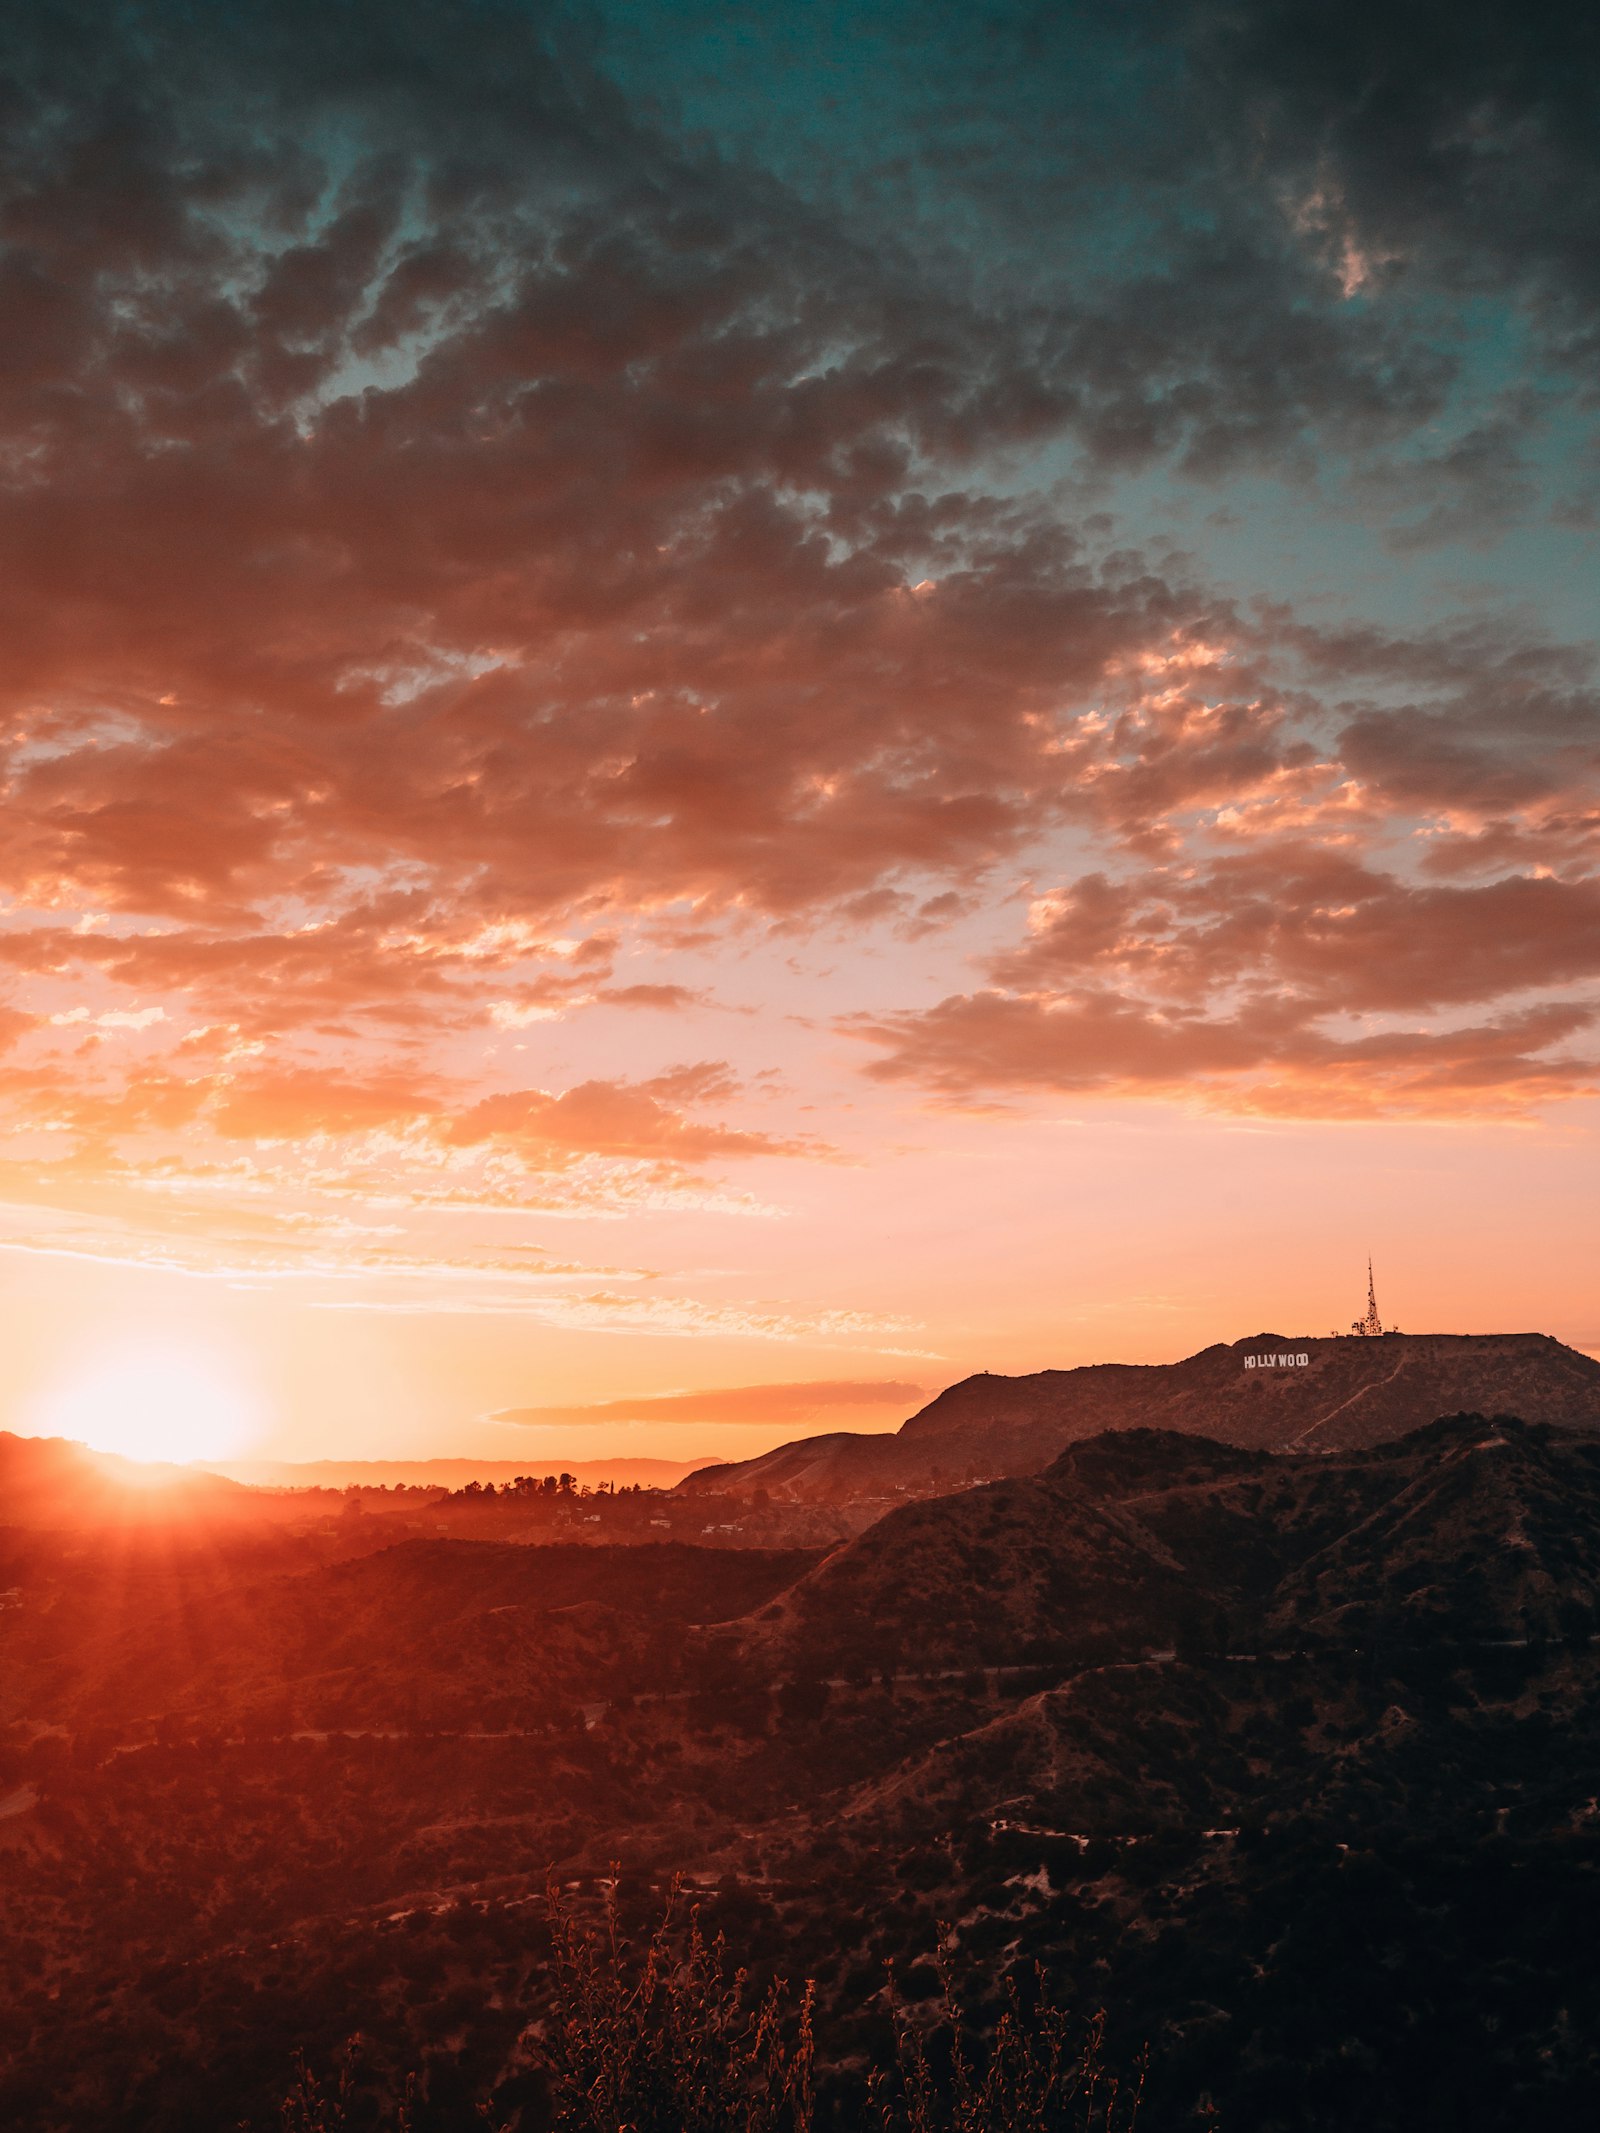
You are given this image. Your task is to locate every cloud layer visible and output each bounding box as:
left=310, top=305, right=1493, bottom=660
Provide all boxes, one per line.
left=0, top=0, right=1595, bottom=1295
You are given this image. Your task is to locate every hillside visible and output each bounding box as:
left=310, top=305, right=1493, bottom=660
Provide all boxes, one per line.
left=732, top=1413, right=1600, bottom=1683
left=9, top=1411, right=1600, bottom=2127
left=0, top=1431, right=260, bottom=1528
left=0, top=1539, right=822, bottom=1737
left=679, top=1330, right=1600, bottom=1502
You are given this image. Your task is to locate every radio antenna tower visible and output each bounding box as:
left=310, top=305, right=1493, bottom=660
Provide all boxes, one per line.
left=1351, top=1256, right=1384, bottom=1337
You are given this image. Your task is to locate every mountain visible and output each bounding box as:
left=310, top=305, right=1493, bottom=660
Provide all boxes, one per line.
left=678, top=1329, right=1600, bottom=1502
left=740, top=1412, right=1600, bottom=1684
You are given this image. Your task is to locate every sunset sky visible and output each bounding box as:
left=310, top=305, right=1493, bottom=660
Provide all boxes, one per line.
left=2, top=0, right=1597, bottom=1467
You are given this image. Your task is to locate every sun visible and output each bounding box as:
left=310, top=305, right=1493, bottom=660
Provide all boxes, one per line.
left=26, top=1343, right=265, bottom=1466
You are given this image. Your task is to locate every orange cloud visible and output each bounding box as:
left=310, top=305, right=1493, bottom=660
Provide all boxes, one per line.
left=448, top=1067, right=812, bottom=1166
left=493, top=1379, right=926, bottom=1427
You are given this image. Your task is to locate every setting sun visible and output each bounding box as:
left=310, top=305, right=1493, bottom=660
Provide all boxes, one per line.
left=24, top=1345, right=265, bottom=1467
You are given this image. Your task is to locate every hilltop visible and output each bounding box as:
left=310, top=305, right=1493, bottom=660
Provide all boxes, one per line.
left=679, top=1329, right=1600, bottom=1502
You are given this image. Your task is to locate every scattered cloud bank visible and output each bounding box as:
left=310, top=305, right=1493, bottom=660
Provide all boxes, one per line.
left=0, top=0, right=1595, bottom=1287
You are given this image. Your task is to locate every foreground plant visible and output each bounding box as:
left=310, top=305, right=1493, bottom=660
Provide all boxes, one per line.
left=275, top=2043, right=416, bottom=2133
left=271, top=1879, right=1148, bottom=2131
left=871, top=1955, right=1144, bottom=2133
left=535, top=1878, right=813, bottom=2133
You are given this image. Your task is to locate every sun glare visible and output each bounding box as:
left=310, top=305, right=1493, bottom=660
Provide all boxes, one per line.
left=26, top=1344, right=265, bottom=1466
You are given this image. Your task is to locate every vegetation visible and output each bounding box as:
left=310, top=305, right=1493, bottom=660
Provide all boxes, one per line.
left=535, top=1880, right=813, bottom=2133
left=869, top=1960, right=1144, bottom=2133
left=270, top=1882, right=1143, bottom=2133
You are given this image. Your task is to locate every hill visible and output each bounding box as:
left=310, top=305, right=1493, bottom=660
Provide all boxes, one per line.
left=678, top=1330, right=1600, bottom=1503
left=11, top=1411, right=1600, bottom=2129
left=742, top=1412, right=1600, bottom=1682
left=0, top=1430, right=260, bottom=1529
left=1, top=1538, right=823, bottom=1737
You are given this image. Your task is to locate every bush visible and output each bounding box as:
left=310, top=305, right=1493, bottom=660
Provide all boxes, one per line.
left=872, top=1952, right=1144, bottom=2133
left=533, top=1880, right=811, bottom=2133
left=271, top=1883, right=1146, bottom=2133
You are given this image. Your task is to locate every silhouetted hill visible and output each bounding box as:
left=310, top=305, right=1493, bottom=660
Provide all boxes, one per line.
left=680, top=1330, right=1600, bottom=1502
left=0, top=1430, right=257, bottom=1529
left=735, top=1413, right=1600, bottom=1685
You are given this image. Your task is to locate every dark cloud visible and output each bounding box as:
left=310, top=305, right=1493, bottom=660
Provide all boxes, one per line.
left=0, top=1, right=1206, bottom=972
left=1191, top=0, right=1600, bottom=355
left=856, top=987, right=1597, bottom=1115
left=994, top=855, right=1600, bottom=1014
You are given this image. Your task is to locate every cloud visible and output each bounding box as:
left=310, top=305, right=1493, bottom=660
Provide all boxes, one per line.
left=0, top=1194, right=923, bottom=1339
left=594, top=983, right=702, bottom=1011
left=853, top=848, right=1600, bottom=1115
left=493, top=1378, right=927, bottom=1427
left=1193, top=0, right=1600, bottom=361
left=446, top=1068, right=813, bottom=1166
left=0, top=0, right=1594, bottom=1261
left=0, top=1048, right=819, bottom=1257
left=856, top=986, right=1597, bottom=1116
left=992, top=855, right=1600, bottom=1017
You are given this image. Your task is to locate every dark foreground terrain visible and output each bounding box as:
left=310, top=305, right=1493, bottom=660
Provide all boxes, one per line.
left=6, top=1411, right=1600, bottom=2130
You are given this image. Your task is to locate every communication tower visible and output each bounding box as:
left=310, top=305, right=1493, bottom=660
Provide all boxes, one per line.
left=1350, top=1257, right=1384, bottom=1337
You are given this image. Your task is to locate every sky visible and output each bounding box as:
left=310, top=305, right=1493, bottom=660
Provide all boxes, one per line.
left=1, top=0, right=1597, bottom=1467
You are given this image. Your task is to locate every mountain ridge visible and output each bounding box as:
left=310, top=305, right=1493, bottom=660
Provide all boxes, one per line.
left=678, top=1330, right=1600, bottom=1503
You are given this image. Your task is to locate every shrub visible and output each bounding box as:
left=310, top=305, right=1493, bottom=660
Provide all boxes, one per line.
left=533, top=1879, right=811, bottom=2133
left=871, top=1951, right=1144, bottom=2133
left=271, top=1883, right=1147, bottom=2133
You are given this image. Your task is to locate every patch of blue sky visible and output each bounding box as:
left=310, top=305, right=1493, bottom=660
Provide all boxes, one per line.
left=579, top=0, right=1597, bottom=658
left=586, top=0, right=1175, bottom=275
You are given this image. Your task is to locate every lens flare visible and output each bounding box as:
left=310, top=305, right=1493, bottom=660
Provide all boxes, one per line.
left=25, top=1344, right=265, bottom=1466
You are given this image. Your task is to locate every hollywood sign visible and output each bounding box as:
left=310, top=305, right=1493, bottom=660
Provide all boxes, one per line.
left=1244, top=1352, right=1310, bottom=1370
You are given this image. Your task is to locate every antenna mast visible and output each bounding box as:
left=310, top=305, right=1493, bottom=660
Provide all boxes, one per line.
left=1351, top=1256, right=1384, bottom=1337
